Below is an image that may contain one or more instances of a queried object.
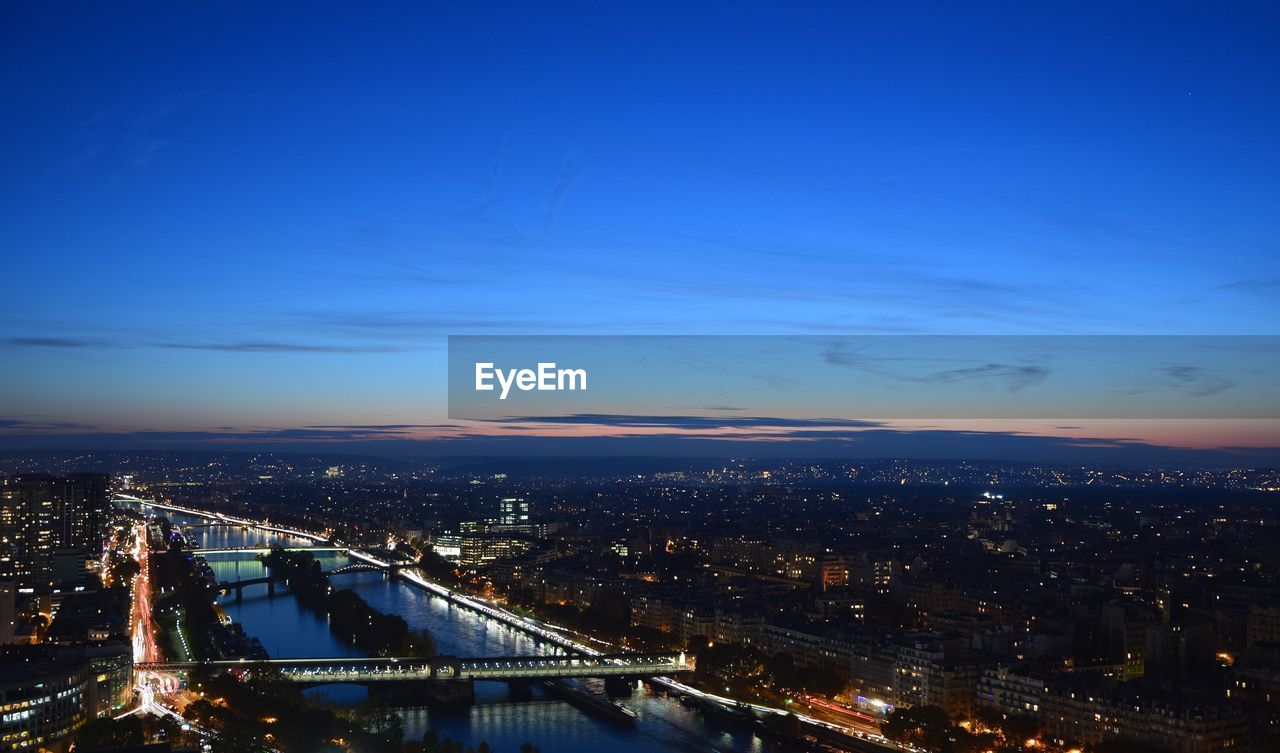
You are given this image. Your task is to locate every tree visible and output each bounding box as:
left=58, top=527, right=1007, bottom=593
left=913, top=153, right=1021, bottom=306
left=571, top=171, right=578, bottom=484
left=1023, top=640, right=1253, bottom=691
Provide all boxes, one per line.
left=883, top=705, right=973, bottom=753
left=73, top=715, right=144, bottom=749
left=419, top=551, right=464, bottom=586
left=1093, top=740, right=1172, bottom=753
left=208, top=724, right=268, bottom=753
left=243, top=661, right=301, bottom=703
left=769, top=712, right=802, bottom=736
left=796, top=665, right=845, bottom=697
left=1000, top=713, right=1041, bottom=743
left=109, top=554, right=140, bottom=586
left=766, top=652, right=797, bottom=688
left=419, top=729, right=464, bottom=753
left=580, top=588, right=631, bottom=636
left=351, top=702, right=405, bottom=752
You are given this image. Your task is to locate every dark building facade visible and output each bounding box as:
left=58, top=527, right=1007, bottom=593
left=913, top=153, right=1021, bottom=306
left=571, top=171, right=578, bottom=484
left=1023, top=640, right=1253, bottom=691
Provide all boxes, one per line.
left=0, top=642, right=132, bottom=752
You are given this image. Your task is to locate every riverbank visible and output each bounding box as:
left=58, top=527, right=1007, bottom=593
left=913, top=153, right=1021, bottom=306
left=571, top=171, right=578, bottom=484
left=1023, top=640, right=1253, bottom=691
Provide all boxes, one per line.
left=263, top=547, right=435, bottom=657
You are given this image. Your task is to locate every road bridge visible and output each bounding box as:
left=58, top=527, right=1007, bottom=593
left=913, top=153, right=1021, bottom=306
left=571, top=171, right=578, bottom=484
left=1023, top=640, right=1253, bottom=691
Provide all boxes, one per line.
left=191, top=546, right=350, bottom=555
left=215, top=575, right=279, bottom=598
left=136, top=653, right=693, bottom=684
left=327, top=561, right=413, bottom=574
left=215, top=561, right=410, bottom=598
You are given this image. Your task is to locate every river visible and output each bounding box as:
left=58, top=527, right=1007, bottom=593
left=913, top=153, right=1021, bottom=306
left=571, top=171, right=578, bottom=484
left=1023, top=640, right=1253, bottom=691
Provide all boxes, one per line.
left=157, top=508, right=775, bottom=753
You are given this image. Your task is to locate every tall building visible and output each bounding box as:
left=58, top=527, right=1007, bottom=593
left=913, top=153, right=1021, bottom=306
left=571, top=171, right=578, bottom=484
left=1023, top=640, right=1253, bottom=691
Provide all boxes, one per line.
left=498, top=497, right=530, bottom=527
left=0, top=581, right=15, bottom=644
left=0, top=475, right=109, bottom=593
left=53, top=474, right=109, bottom=553
left=0, top=477, right=56, bottom=592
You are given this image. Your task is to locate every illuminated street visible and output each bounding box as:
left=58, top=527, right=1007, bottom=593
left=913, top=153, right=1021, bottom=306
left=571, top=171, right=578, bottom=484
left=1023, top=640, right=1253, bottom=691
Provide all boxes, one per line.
left=130, top=522, right=160, bottom=665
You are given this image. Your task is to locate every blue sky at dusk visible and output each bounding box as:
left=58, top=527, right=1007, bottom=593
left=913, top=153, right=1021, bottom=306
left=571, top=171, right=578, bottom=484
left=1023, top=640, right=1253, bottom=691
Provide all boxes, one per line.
left=2, top=3, right=1278, bottom=461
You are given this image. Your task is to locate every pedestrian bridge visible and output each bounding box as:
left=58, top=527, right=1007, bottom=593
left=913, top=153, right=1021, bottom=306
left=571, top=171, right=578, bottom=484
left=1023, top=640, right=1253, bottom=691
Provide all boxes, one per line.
left=135, top=653, right=694, bottom=683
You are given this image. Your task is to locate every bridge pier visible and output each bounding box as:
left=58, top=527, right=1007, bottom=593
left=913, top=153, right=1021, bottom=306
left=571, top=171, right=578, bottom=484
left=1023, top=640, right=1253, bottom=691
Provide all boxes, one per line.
left=422, top=679, right=475, bottom=705
left=216, top=574, right=281, bottom=601
left=506, top=678, right=534, bottom=701
left=366, top=682, right=414, bottom=705
left=366, top=679, right=475, bottom=705
left=603, top=676, right=634, bottom=697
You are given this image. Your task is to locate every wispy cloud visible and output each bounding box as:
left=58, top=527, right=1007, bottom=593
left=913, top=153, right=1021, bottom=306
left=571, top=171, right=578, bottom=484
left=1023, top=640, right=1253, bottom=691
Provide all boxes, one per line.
left=52, top=100, right=184, bottom=177
left=1, top=419, right=1275, bottom=467
left=456, top=127, right=516, bottom=221
left=821, top=343, right=1049, bottom=392
left=0, top=418, right=95, bottom=430
left=302, top=312, right=550, bottom=334
left=3, top=337, right=108, bottom=348
left=543, top=154, right=590, bottom=230
left=160, top=341, right=405, bottom=354
left=1161, top=365, right=1234, bottom=397
left=303, top=424, right=454, bottom=431
left=4, top=337, right=409, bottom=354
left=0, top=426, right=427, bottom=442
left=1213, top=278, right=1280, bottom=294
left=480, top=413, right=885, bottom=430
left=917, top=363, right=1049, bottom=393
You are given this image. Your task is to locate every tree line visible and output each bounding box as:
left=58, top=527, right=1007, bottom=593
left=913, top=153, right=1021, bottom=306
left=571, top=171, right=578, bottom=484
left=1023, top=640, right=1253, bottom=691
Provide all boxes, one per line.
left=263, top=547, right=435, bottom=657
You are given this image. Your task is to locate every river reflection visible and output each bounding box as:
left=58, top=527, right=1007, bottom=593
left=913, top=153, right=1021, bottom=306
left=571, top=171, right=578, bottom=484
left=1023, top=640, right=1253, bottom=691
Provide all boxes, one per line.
left=154, top=508, right=776, bottom=753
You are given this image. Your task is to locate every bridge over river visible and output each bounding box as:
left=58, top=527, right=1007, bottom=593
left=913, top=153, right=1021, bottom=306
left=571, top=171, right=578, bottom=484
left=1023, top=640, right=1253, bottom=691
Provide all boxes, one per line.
left=136, top=653, right=693, bottom=684
left=191, top=545, right=353, bottom=555
left=212, top=560, right=410, bottom=597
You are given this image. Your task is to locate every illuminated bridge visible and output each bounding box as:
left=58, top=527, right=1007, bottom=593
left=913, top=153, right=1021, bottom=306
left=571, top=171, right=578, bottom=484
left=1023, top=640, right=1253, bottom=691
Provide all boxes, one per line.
left=135, top=653, right=693, bottom=683
left=190, top=546, right=350, bottom=555
left=215, top=562, right=408, bottom=597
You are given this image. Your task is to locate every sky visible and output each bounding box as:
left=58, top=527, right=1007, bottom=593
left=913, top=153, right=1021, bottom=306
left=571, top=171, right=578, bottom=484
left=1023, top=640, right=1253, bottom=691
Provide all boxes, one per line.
left=1, top=3, right=1278, bottom=463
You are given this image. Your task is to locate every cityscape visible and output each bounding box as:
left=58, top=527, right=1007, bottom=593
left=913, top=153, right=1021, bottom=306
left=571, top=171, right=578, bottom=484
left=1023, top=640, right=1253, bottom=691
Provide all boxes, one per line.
left=2, top=3, right=1279, bottom=753
left=1, top=453, right=1278, bottom=752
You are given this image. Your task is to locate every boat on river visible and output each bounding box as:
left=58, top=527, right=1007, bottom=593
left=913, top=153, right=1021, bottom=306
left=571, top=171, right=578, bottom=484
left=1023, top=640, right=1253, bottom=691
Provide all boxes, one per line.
left=698, top=698, right=755, bottom=727
left=547, top=679, right=638, bottom=725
